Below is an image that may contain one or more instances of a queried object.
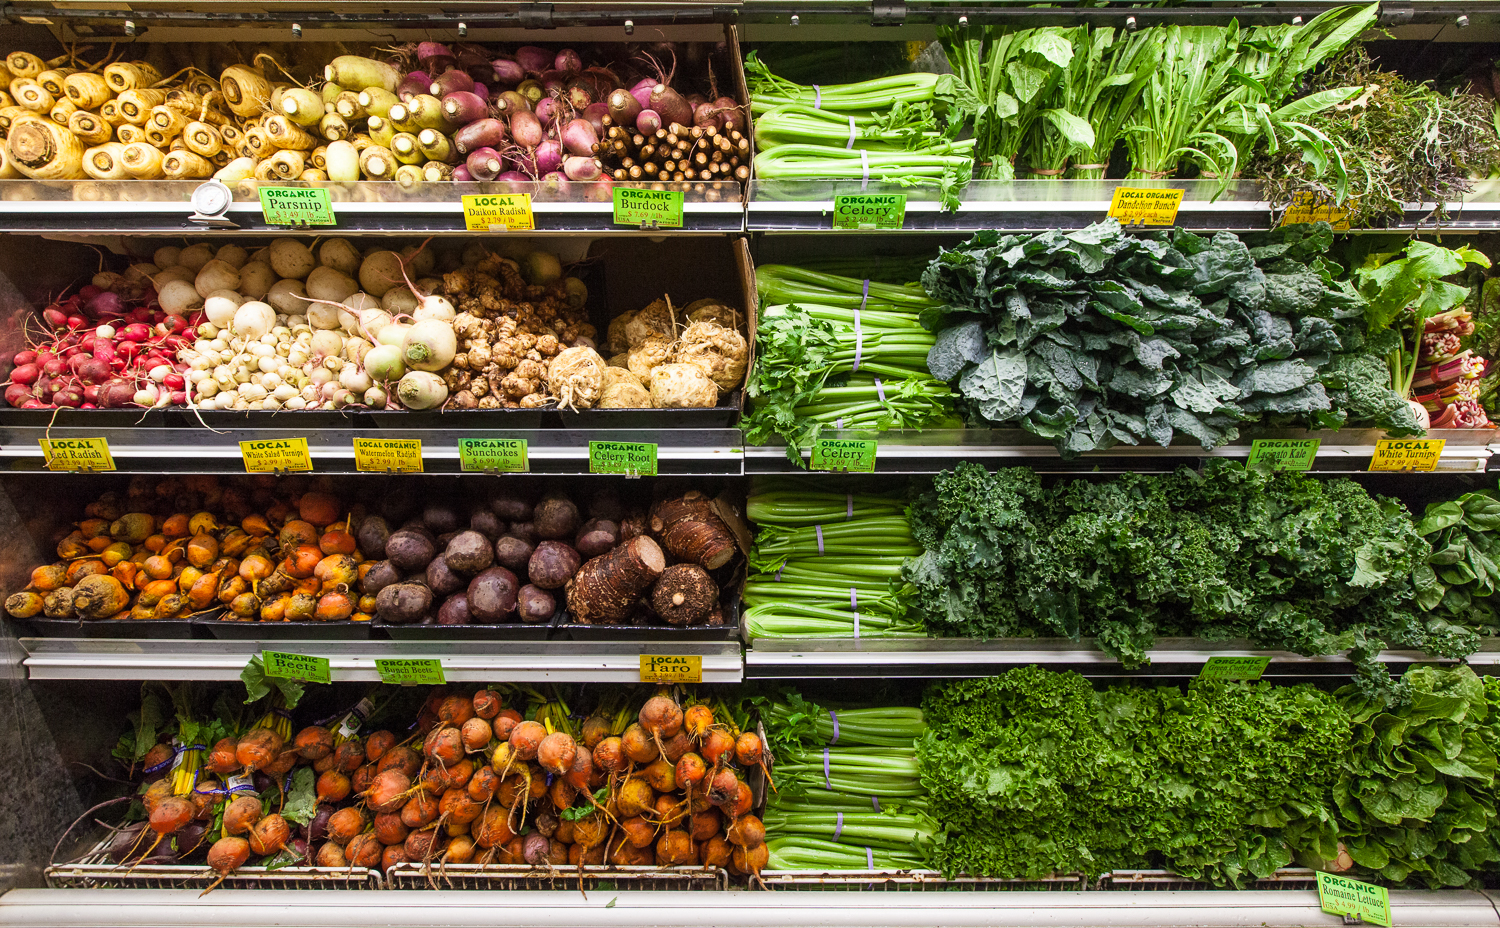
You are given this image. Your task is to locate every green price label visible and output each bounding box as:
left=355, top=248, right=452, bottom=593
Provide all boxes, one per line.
left=1197, top=656, right=1271, bottom=681
left=1317, top=872, right=1392, bottom=927
left=613, top=187, right=684, bottom=228
left=261, top=650, right=330, bottom=684
left=832, top=194, right=907, bottom=230
left=810, top=438, right=878, bottom=472
left=1246, top=439, right=1320, bottom=471
left=589, top=441, right=658, bottom=476
left=457, top=438, right=529, bottom=473
left=257, top=186, right=336, bottom=226
left=375, top=658, right=446, bottom=686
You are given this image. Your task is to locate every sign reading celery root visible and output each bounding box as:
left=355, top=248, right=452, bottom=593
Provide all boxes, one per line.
left=39, top=437, right=114, bottom=471
left=640, top=655, right=703, bottom=683
left=239, top=438, right=312, bottom=473
left=1246, top=439, right=1320, bottom=471
left=1369, top=438, right=1446, bottom=472
left=458, top=438, right=529, bottom=473
left=1107, top=187, right=1184, bottom=226
left=612, top=187, right=683, bottom=228
left=1316, top=872, right=1392, bottom=927
left=589, top=441, right=657, bottom=476
left=832, top=194, right=906, bottom=230
left=258, top=186, right=335, bottom=226
left=261, top=650, right=330, bottom=684
left=375, top=658, right=445, bottom=685
left=810, top=438, right=877, bottom=472
left=353, top=438, right=422, bottom=473
left=462, top=193, right=534, bottom=231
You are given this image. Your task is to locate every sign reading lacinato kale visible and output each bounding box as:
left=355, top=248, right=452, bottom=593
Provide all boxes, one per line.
left=921, top=221, right=1420, bottom=458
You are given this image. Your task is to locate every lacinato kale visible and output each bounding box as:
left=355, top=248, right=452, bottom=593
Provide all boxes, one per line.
left=922, top=221, right=1418, bottom=457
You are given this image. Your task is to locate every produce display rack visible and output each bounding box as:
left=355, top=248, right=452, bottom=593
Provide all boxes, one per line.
left=383, top=863, right=729, bottom=891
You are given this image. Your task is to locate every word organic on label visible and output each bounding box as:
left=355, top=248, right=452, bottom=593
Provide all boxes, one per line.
left=613, top=187, right=684, bottom=228
left=832, top=194, right=906, bottom=230
left=1246, top=439, right=1320, bottom=471
left=1369, top=438, right=1446, bottom=472
left=258, top=187, right=336, bottom=226
left=240, top=438, right=313, bottom=473
left=261, top=650, right=330, bottom=684
left=462, top=193, right=534, bottom=231
left=457, top=438, right=529, bottom=473
left=1198, top=656, right=1271, bottom=681
left=1280, top=191, right=1351, bottom=231
left=589, top=441, right=658, bottom=476
left=640, top=655, right=703, bottom=683
left=375, top=658, right=446, bottom=685
left=353, top=438, right=422, bottom=473
left=810, top=438, right=877, bottom=472
left=39, top=437, right=114, bottom=471
left=1107, top=187, right=1184, bottom=226
left=1317, top=872, right=1392, bottom=927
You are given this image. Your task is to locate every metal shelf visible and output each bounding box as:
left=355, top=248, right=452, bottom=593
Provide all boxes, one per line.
left=0, top=888, right=1496, bottom=928
left=0, top=180, right=745, bottom=235
left=19, top=638, right=744, bottom=682
left=745, top=428, right=1494, bottom=475
left=0, top=426, right=746, bottom=475
left=743, top=638, right=1500, bottom=680
left=746, top=179, right=1500, bottom=234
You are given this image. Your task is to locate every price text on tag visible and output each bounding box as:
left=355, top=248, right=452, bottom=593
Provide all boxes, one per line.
left=375, top=658, right=446, bottom=685
left=353, top=438, right=422, bottom=473
left=1107, top=187, right=1184, bottom=226
left=239, top=438, right=313, bottom=473
left=462, top=193, right=534, bottom=231
left=1369, top=438, right=1446, bottom=472
left=1279, top=191, right=1351, bottom=231
left=589, top=441, right=658, bottom=476
left=262, top=650, right=331, bottom=684
left=457, top=438, right=529, bottom=473
left=1246, top=439, right=1320, bottom=471
left=640, top=655, right=703, bottom=683
left=810, top=438, right=877, bottom=472
left=1198, top=656, right=1271, bottom=681
left=613, top=187, right=684, bottom=228
left=258, top=187, right=336, bottom=226
left=832, top=194, right=906, bottom=230
left=39, top=437, right=115, bottom=471
left=1317, top=872, right=1392, bottom=927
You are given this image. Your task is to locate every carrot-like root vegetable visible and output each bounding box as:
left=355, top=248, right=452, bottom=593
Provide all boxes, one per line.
left=200, top=836, right=250, bottom=896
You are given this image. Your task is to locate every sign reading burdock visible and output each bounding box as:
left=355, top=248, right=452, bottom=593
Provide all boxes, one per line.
left=810, top=438, right=877, bottom=472
left=352, top=438, right=422, bottom=473
left=613, top=187, right=684, bottom=228
left=1317, top=872, right=1392, bottom=927
left=1198, top=656, right=1271, bottom=681
left=1369, top=438, right=1446, bottom=472
left=258, top=186, right=336, bottom=226
left=458, top=438, right=529, bottom=473
left=261, top=650, right=330, bottom=685
left=832, top=194, right=906, bottom=230
left=239, top=438, right=312, bottom=473
left=1107, top=187, right=1184, bottom=226
left=461, top=193, right=534, bottom=231
left=589, top=440, right=658, bottom=476
left=640, top=654, right=703, bottom=684
left=375, top=658, right=445, bottom=685
left=1246, top=439, right=1320, bottom=471
left=38, top=437, right=114, bottom=471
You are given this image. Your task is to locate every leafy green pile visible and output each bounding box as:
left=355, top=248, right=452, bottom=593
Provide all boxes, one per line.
left=1287, top=666, right=1500, bottom=888
left=917, top=668, right=1349, bottom=883
left=921, top=221, right=1419, bottom=458
left=1412, top=492, right=1500, bottom=638
left=903, top=460, right=1473, bottom=669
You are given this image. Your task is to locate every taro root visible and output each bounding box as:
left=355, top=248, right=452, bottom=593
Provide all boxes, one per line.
left=564, top=536, right=665, bottom=624
left=651, top=564, right=718, bottom=625
left=649, top=491, right=736, bottom=570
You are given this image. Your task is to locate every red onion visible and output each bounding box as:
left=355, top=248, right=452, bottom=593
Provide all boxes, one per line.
left=553, top=49, right=582, bottom=74
left=573, top=68, right=618, bottom=101
left=514, top=46, right=554, bottom=75
left=465, top=147, right=504, bottom=182
left=86, top=290, right=124, bottom=317
left=560, top=118, right=598, bottom=157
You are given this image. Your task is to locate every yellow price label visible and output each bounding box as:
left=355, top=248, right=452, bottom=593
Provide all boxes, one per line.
left=39, top=437, right=114, bottom=471
left=1107, top=187, right=1184, bottom=226
left=1369, top=438, right=1446, bottom=472
left=352, top=438, right=422, bottom=473
left=1280, top=192, right=1351, bottom=231
left=239, top=438, right=313, bottom=473
left=462, top=193, right=534, bottom=231
left=639, top=655, right=703, bottom=684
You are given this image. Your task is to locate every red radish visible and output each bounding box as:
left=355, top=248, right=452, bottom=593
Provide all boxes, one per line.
left=553, top=48, right=582, bottom=73
left=441, top=90, right=487, bottom=125
left=465, top=148, right=504, bottom=182
left=10, top=364, right=38, bottom=385
left=514, top=46, right=553, bottom=75
left=431, top=69, right=475, bottom=98
left=491, top=58, right=525, bottom=85
left=509, top=110, right=543, bottom=149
